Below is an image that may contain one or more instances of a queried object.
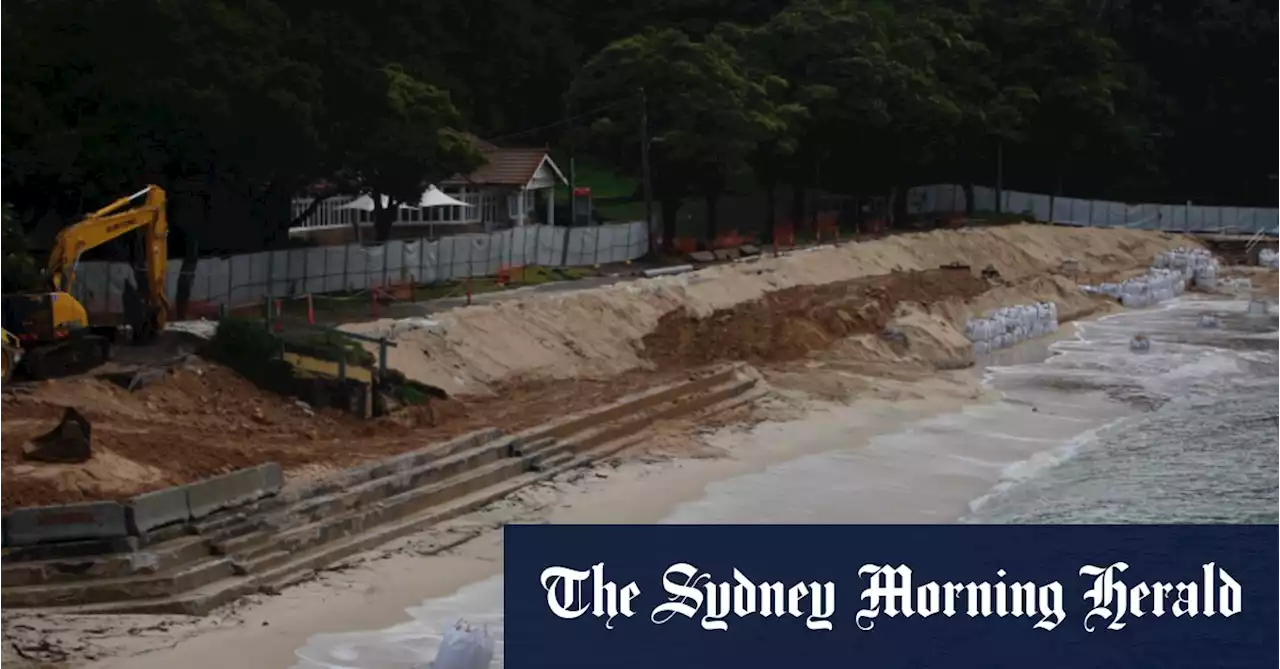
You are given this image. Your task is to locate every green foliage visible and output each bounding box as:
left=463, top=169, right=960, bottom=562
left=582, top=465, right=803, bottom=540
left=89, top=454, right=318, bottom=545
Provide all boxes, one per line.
left=2, top=0, right=1273, bottom=248
left=2, top=203, right=41, bottom=292
left=567, top=27, right=801, bottom=243
left=210, top=317, right=282, bottom=369
left=283, top=330, right=376, bottom=368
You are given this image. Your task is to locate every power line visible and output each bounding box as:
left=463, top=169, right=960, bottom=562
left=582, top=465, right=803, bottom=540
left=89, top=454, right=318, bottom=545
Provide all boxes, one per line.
left=482, top=96, right=638, bottom=144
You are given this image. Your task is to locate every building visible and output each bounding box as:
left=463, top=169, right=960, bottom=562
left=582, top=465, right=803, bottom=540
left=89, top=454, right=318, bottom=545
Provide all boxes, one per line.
left=288, top=137, right=568, bottom=245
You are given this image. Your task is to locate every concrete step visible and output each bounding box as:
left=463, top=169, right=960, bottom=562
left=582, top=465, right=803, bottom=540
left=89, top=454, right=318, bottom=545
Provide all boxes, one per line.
left=4, top=368, right=763, bottom=615
left=511, top=436, right=557, bottom=457
left=262, top=456, right=530, bottom=559
left=563, top=374, right=757, bottom=456
left=0, top=556, right=235, bottom=608
left=49, top=466, right=563, bottom=615
left=517, top=366, right=739, bottom=444
left=531, top=450, right=575, bottom=473
left=0, top=535, right=210, bottom=587
left=213, top=436, right=515, bottom=558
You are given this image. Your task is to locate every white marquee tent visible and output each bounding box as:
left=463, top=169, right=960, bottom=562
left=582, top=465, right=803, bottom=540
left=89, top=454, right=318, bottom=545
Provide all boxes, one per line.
left=334, top=186, right=472, bottom=212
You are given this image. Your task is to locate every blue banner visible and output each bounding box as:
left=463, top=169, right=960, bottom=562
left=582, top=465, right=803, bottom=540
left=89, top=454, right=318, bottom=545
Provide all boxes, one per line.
left=505, top=525, right=1277, bottom=669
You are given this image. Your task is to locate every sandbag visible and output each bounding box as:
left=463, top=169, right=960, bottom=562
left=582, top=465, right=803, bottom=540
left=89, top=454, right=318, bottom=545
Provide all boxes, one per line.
left=432, top=620, right=495, bottom=669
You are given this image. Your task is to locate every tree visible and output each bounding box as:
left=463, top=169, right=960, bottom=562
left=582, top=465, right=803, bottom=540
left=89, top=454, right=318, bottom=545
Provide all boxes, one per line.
left=335, top=64, right=486, bottom=241
left=987, top=0, right=1152, bottom=204
left=568, top=28, right=793, bottom=249
left=2, top=203, right=41, bottom=292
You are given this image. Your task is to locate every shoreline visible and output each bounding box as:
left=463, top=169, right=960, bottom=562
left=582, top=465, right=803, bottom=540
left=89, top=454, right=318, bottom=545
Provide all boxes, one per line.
left=22, top=328, right=1099, bottom=669
left=9, top=370, right=990, bottom=669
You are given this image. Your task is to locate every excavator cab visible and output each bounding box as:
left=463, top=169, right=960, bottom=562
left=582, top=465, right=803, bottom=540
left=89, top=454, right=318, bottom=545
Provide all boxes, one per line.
left=1, top=327, right=22, bottom=385
left=2, top=185, right=168, bottom=381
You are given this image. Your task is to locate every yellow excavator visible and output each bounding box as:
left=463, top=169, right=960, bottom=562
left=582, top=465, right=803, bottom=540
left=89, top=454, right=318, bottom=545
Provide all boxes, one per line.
left=2, top=185, right=170, bottom=384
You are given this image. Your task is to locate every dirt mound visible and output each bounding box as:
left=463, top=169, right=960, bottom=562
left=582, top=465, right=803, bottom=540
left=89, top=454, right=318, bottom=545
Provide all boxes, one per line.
left=0, top=358, right=680, bottom=511
left=358, top=225, right=1196, bottom=395
left=642, top=268, right=990, bottom=367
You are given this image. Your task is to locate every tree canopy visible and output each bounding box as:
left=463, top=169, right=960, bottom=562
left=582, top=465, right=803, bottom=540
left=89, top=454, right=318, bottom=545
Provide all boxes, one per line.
left=3, top=0, right=1275, bottom=249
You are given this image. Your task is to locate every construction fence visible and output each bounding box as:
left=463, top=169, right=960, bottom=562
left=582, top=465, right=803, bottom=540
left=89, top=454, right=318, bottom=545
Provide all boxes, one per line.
left=72, top=221, right=648, bottom=315
left=908, top=184, right=1279, bottom=234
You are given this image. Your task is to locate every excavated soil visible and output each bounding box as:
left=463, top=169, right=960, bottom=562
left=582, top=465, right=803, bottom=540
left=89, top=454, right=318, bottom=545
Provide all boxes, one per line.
left=2, top=226, right=1201, bottom=510
left=642, top=268, right=990, bottom=368
left=0, top=364, right=680, bottom=511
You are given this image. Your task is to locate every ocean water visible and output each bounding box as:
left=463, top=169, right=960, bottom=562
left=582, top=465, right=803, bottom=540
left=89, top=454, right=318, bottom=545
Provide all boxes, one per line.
left=290, top=296, right=1278, bottom=668
left=965, top=297, right=1278, bottom=523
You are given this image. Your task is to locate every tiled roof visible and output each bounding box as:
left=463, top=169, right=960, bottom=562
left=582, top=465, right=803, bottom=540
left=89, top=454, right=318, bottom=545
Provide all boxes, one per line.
left=447, top=147, right=552, bottom=187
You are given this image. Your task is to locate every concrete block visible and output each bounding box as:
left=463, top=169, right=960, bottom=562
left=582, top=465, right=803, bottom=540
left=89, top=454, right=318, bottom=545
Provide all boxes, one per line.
left=186, top=463, right=285, bottom=519
left=126, top=486, right=191, bottom=535
left=688, top=251, right=716, bottom=264
left=713, top=247, right=742, bottom=261
left=4, top=502, right=129, bottom=547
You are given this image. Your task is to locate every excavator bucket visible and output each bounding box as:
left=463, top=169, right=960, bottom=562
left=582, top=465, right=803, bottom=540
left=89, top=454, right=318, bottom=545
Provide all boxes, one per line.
left=22, top=407, right=93, bottom=464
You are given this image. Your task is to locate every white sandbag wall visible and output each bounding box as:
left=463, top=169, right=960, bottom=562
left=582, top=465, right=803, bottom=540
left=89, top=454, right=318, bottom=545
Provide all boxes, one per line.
left=964, top=302, right=1060, bottom=355
left=1081, top=268, right=1188, bottom=308
left=1259, top=249, right=1278, bottom=269
left=1080, top=248, right=1217, bottom=308
left=1152, top=247, right=1219, bottom=291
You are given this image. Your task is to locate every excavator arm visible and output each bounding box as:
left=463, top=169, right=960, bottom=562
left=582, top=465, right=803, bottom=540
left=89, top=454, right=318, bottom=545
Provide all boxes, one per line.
left=47, top=185, right=170, bottom=331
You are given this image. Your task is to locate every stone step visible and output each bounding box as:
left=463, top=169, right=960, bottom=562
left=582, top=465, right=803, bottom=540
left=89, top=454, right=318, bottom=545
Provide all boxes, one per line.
left=0, top=556, right=234, bottom=608
left=43, top=466, right=561, bottom=615
left=262, top=457, right=530, bottom=559
left=564, top=373, right=756, bottom=456
left=517, top=366, right=739, bottom=444
left=511, top=436, right=557, bottom=457
left=217, top=437, right=517, bottom=558
left=531, top=450, right=575, bottom=473
left=0, top=535, right=210, bottom=587
left=4, top=368, right=763, bottom=614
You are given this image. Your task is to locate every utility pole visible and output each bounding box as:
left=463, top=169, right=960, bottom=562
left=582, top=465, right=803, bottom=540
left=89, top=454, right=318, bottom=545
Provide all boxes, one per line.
left=640, top=88, right=656, bottom=254
left=995, top=138, right=1005, bottom=214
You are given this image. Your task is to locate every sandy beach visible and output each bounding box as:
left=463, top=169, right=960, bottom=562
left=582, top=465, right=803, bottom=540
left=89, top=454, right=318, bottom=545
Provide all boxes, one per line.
left=4, top=226, right=1252, bottom=669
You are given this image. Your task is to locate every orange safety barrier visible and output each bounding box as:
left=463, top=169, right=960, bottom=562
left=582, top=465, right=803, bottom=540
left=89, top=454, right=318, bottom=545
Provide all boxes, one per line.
left=187, top=300, right=221, bottom=319
left=773, top=222, right=797, bottom=256
left=712, top=231, right=747, bottom=249
left=673, top=237, right=699, bottom=254
left=496, top=263, right=533, bottom=285
left=816, top=213, right=840, bottom=244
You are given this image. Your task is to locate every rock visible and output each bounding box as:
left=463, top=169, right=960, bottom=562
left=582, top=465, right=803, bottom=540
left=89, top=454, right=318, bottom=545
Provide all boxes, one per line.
left=688, top=251, right=716, bottom=264
left=739, top=244, right=761, bottom=256
left=713, top=247, right=742, bottom=261
left=881, top=327, right=909, bottom=347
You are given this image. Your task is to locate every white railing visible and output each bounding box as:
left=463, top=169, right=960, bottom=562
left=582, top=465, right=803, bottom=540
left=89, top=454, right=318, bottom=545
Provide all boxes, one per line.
left=291, top=193, right=488, bottom=231
left=908, top=184, right=1279, bottom=235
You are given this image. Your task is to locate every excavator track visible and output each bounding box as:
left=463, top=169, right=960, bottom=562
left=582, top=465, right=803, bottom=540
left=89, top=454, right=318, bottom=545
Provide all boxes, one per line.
left=2, top=346, right=14, bottom=385
left=21, top=334, right=112, bottom=381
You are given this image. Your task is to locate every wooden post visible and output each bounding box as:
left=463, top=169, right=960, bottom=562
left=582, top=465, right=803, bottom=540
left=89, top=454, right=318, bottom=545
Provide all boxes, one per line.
left=338, top=349, right=347, bottom=384
left=378, top=338, right=388, bottom=376
left=306, top=293, right=315, bottom=325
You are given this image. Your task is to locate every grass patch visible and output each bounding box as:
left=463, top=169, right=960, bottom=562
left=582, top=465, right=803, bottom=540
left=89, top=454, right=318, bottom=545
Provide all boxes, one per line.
left=594, top=200, right=649, bottom=222
left=281, top=328, right=375, bottom=367
left=554, top=158, right=640, bottom=201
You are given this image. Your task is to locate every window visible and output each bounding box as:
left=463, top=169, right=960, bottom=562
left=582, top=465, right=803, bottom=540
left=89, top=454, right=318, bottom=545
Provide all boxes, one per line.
left=506, top=189, right=537, bottom=220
